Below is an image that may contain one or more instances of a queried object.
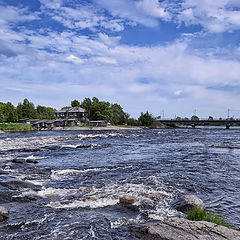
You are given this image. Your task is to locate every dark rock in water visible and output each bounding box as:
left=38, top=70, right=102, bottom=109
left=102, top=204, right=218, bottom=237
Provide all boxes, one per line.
left=171, top=194, right=205, bottom=213
left=0, top=190, right=14, bottom=203
left=1, top=179, right=41, bottom=191
left=130, top=217, right=240, bottom=240
left=26, top=159, right=38, bottom=164
left=11, top=158, right=25, bottom=164
left=76, top=144, right=92, bottom=148
left=0, top=206, right=9, bottom=221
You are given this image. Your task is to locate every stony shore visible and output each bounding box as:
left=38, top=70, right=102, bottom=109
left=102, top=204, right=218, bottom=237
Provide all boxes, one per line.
left=130, top=217, right=240, bottom=240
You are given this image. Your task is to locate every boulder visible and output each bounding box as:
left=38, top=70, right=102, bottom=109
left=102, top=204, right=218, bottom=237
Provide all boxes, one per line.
left=119, top=196, right=137, bottom=205
left=0, top=206, right=9, bottom=221
left=130, top=217, right=240, bottom=240
left=171, top=194, right=205, bottom=213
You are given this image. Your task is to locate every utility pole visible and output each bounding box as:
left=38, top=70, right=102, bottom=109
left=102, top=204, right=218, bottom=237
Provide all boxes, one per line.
left=227, top=109, right=230, bottom=120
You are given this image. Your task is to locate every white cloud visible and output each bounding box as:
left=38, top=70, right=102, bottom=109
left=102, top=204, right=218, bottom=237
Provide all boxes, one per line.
left=94, top=0, right=170, bottom=27
left=135, top=0, right=170, bottom=19
left=66, top=54, right=84, bottom=64
left=1, top=31, right=240, bottom=117
left=92, top=56, right=117, bottom=65
left=0, top=5, right=38, bottom=24
left=179, top=0, right=240, bottom=32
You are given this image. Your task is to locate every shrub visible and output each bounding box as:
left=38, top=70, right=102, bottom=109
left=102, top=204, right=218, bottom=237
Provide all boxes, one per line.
left=186, top=206, right=229, bottom=227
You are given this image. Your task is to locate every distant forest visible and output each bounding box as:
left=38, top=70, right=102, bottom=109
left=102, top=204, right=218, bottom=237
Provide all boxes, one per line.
left=0, top=98, right=155, bottom=126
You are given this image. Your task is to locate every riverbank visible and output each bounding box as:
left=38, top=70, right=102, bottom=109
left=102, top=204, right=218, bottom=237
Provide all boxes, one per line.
left=0, top=123, right=33, bottom=132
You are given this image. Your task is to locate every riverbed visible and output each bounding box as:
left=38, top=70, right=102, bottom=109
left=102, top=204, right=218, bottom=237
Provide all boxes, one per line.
left=0, top=128, right=239, bottom=239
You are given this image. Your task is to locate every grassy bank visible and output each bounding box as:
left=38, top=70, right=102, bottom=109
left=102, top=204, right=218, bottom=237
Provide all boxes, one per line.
left=0, top=123, right=33, bottom=131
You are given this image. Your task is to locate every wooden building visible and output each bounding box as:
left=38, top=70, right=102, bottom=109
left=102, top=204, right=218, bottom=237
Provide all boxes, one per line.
left=55, top=107, right=85, bottom=122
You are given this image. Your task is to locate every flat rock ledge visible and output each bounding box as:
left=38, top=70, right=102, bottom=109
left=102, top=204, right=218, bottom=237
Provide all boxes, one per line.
left=130, top=217, right=240, bottom=240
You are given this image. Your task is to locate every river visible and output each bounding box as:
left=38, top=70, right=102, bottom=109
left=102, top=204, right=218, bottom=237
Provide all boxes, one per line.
left=0, top=128, right=239, bottom=239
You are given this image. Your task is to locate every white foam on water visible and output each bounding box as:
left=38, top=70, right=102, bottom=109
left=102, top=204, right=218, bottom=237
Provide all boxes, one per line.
left=147, top=207, right=179, bottom=221
left=0, top=135, right=64, bottom=151
left=78, top=132, right=123, bottom=139
left=110, top=215, right=143, bottom=229
left=25, top=155, right=36, bottom=160
left=22, top=187, right=84, bottom=199
left=46, top=181, right=174, bottom=215
left=51, top=168, right=107, bottom=180
left=47, top=197, right=119, bottom=209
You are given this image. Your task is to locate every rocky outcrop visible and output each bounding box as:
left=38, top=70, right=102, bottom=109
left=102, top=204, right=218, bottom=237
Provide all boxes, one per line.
left=130, top=217, right=240, bottom=240
left=0, top=206, right=9, bottom=221
left=171, top=194, right=205, bottom=213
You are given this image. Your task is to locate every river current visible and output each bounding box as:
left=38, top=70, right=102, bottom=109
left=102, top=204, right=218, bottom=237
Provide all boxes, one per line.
left=0, top=128, right=239, bottom=239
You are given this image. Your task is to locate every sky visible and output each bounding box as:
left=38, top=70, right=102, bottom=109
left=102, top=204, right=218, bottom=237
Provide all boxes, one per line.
left=0, top=0, right=240, bottom=119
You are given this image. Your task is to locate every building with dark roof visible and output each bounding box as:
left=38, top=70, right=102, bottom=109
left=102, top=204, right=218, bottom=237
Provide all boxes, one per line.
left=55, top=107, right=85, bottom=122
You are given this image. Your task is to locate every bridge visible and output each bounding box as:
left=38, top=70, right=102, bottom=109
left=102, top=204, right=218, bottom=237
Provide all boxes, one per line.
left=154, top=119, right=240, bottom=129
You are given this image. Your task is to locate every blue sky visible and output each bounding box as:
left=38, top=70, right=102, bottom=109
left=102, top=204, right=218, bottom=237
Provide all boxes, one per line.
left=1, top=0, right=240, bottom=118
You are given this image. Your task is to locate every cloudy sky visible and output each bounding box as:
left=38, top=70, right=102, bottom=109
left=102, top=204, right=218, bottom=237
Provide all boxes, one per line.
left=1, top=0, right=240, bottom=118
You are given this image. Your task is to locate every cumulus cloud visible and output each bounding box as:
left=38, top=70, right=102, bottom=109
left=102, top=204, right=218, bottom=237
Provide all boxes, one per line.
left=179, top=0, right=240, bottom=33
left=1, top=31, right=240, bottom=117
left=39, top=0, right=125, bottom=32
left=1, top=0, right=240, bottom=118
left=135, top=0, right=170, bottom=19
left=94, top=0, right=170, bottom=27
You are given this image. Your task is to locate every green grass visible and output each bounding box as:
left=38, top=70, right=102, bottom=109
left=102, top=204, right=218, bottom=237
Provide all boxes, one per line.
left=0, top=123, right=33, bottom=131
left=186, top=206, right=230, bottom=227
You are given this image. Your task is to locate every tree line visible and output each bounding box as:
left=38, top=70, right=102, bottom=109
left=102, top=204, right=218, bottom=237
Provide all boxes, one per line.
left=0, top=98, right=156, bottom=126
left=71, top=97, right=155, bottom=126
left=0, top=99, right=56, bottom=123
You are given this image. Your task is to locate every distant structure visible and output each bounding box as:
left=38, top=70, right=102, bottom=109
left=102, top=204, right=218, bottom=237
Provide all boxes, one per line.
left=55, top=106, right=85, bottom=122
left=33, top=106, right=86, bottom=129
left=33, top=106, right=110, bottom=130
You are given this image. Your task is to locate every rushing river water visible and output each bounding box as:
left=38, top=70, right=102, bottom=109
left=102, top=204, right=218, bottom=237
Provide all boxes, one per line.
left=0, top=128, right=240, bottom=239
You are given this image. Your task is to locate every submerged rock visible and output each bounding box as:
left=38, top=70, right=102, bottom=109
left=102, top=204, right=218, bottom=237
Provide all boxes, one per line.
left=1, top=179, right=41, bottom=191
left=11, top=158, right=25, bottom=164
left=26, top=158, right=38, bottom=164
left=0, top=206, right=9, bottom=221
left=171, top=194, right=205, bottom=213
left=130, top=217, right=240, bottom=240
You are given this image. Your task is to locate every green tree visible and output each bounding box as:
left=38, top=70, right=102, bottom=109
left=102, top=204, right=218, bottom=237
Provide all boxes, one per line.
left=191, top=115, right=199, bottom=120
left=17, top=99, right=38, bottom=119
left=5, top=102, right=18, bottom=122
left=37, top=105, right=56, bottom=119
left=0, top=102, right=18, bottom=122
left=110, top=103, right=129, bottom=125
left=138, top=111, right=155, bottom=126
left=127, top=118, right=139, bottom=126
left=81, top=98, right=93, bottom=119
left=71, top=100, right=80, bottom=107
left=208, top=116, right=213, bottom=120
left=91, top=99, right=112, bottom=120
